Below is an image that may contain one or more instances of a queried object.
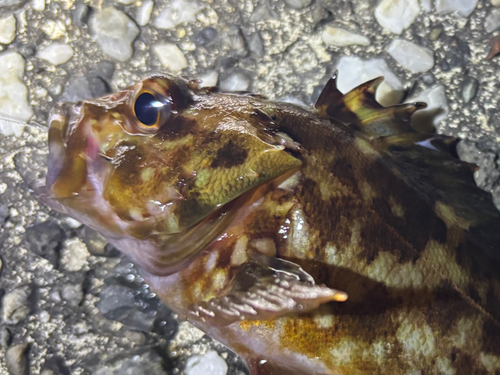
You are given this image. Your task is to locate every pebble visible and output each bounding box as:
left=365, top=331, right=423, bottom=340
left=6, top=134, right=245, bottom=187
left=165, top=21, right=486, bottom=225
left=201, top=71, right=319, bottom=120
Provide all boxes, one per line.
left=461, top=76, right=479, bottom=103
left=321, top=26, right=370, bottom=47
left=185, top=350, right=228, bottom=375
left=193, top=27, right=218, bottom=47
left=335, top=56, right=404, bottom=107
left=0, top=326, right=11, bottom=347
left=90, top=7, right=139, bottom=62
left=250, top=2, right=278, bottom=22
left=154, top=0, right=201, bottom=30
left=485, top=9, right=500, bottom=33
left=72, top=3, right=90, bottom=26
left=94, top=351, right=168, bottom=375
left=60, top=238, right=90, bottom=272
left=24, top=220, right=65, bottom=267
left=420, top=0, right=431, bottom=11
left=61, top=283, right=83, bottom=307
left=135, top=0, right=153, bottom=26
left=494, top=0, right=500, bottom=6
left=37, top=42, right=74, bottom=65
left=429, top=25, right=443, bottom=41
left=283, top=0, right=312, bottom=9
left=375, top=0, right=420, bottom=35
left=222, top=24, right=247, bottom=57
left=0, top=14, right=16, bottom=44
left=40, top=356, right=72, bottom=375
left=0, top=52, right=33, bottom=137
left=6, top=343, right=29, bottom=375
left=81, top=226, right=109, bottom=256
left=435, top=0, right=478, bottom=17
left=387, top=39, right=434, bottom=73
left=0, top=0, right=25, bottom=8
left=97, top=285, right=135, bottom=315
left=219, top=72, right=251, bottom=91
left=153, top=43, right=188, bottom=72
left=2, top=286, right=31, bottom=325
left=197, top=70, right=219, bottom=87
left=407, top=85, right=449, bottom=126
left=247, top=32, right=264, bottom=57
left=31, top=0, right=44, bottom=11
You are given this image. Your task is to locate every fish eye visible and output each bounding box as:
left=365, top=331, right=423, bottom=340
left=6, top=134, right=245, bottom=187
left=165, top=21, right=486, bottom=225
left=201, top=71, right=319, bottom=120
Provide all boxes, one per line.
left=134, top=92, right=165, bottom=127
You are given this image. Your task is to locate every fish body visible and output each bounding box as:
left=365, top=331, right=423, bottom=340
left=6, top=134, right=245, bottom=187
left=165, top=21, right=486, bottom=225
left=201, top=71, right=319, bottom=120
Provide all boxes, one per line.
left=38, top=74, right=500, bottom=374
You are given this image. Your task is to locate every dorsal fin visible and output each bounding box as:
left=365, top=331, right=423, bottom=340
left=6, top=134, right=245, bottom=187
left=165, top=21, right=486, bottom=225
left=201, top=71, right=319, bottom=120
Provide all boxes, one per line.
left=315, top=73, right=427, bottom=138
left=316, top=73, right=500, bottom=262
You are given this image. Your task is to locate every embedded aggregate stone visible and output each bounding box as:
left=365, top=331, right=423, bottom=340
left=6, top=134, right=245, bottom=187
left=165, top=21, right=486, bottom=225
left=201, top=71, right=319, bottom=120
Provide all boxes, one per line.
left=90, top=7, right=139, bottom=62
left=219, top=71, right=251, bottom=91
left=185, top=350, right=228, bottom=375
left=154, top=0, right=202, bottom=30
left=461, top=76, right=479, bottom=104
left=5, top=343, right=29, bottom=375
left=93, top=350, right=168, bottom=375
left=321, top=26, right=370, bottom=47
left=408, top=85, right=449, bottom=127
left=0, top=14, right=16, bottom=45
left=153, top=43, right=188, bottom=72
left=387, top=39, right=434, bottom=73
left=435, top=0, right=478, bottom=17
left=374, top=0, right=420, bottom=35
left=0, top=51, right=33, bottom=137
left=1, top=287, right=31, bottom=325
left=135, top=0, right=154, bottom=26
left=486, top=9, right=500, bottom=33
left=37, top=43, right=74, bottom=66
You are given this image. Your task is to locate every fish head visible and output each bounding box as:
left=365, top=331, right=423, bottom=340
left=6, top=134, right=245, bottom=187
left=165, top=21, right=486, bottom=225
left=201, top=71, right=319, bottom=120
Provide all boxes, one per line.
left=39, top=74, right=301, bottom=275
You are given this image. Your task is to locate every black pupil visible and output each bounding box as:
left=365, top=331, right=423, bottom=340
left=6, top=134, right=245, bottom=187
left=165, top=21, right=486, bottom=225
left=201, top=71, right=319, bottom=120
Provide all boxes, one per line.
left=135, top=92, right=162, bottom=126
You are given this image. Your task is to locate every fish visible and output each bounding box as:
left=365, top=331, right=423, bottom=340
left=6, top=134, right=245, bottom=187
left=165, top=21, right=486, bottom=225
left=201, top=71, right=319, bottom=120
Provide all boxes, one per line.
left=36, top=72, right=500, bottom=374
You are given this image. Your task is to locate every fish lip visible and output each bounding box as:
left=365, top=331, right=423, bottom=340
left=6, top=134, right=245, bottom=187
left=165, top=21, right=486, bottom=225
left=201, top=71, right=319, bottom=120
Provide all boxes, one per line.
left=45, top=101, right=85, bottom=191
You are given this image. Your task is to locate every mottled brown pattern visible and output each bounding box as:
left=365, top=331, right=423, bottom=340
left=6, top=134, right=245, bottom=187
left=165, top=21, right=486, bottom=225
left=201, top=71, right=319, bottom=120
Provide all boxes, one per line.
left=43, top=74, right=500, bottom=375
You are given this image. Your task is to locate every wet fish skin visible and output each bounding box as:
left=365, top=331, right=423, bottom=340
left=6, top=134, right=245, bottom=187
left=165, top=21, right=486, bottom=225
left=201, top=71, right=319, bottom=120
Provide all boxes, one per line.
left=39, top=73, right=500, bottom=374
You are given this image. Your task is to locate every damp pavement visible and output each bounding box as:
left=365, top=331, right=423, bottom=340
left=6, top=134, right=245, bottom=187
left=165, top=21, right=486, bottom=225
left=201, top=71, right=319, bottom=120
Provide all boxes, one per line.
left=0, top=0, right=500, bottom=374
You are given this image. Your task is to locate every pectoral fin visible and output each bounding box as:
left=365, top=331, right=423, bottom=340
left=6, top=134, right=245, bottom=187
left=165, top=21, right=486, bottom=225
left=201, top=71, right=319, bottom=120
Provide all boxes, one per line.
left=188, top=251, right=347, bottom=326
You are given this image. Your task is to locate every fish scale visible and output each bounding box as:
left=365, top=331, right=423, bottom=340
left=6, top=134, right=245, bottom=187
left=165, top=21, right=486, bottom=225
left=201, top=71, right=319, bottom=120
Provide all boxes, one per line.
left=35, top=73, right=500, bottom=374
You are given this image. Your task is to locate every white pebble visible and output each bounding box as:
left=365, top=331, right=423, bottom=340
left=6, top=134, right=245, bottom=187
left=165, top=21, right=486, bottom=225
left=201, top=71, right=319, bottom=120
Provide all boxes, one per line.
left=155, top=0, right=201, bottom=30
left=375, top=0, right=420, bottom=35
left=420, top=0, right=431, bottom=11
left=435, top=0, right=478, bottom=17
left=32, top=0, right=45, bottom=11
left=0, top=52, right=33, bottom=137
left=60, top=238, right=90, bottom=272
left=185, top=350, right=228, bottom=375
left=493, top=0, right=500, bottom=6
left=335, top=56, right=404, bottom=107
left=407, top=85, right=449, bottom=126
left=135, top=0, right=154, bottom=26
left=116, top=0, right=135, bottom=4
left=197, top=70, right=219, bottom=87
left=0, top=15, right=16, bottom=45
left=321, top=26, right=370, bottom=47
left=219, top=72, right=250, bottom=91
left=37, top=42, right=74, bottom=66
left=387, top=39, right=434, bottom=73
left=153, top=42, right=188, bottom=72
left=90, top=7, right=139, bottom=62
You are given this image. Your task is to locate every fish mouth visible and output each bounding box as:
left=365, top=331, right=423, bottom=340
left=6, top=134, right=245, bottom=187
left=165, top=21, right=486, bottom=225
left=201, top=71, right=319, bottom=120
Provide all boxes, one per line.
left=45, top=101, right=85, bottom=191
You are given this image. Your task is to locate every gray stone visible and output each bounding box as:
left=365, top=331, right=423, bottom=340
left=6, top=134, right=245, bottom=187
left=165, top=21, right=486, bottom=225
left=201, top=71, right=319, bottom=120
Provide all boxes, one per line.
left=249, top=2, right=278, bottom=22
left=153, top=43, right=188, bottom=72
left=387, top=39, right=434, bottom=73
left=154, top=0, right=202, bottom=30
left=194, top=27, right=218, bottom=47
left=247, top=32, right=264, bottom=57
left=485, top=9, right=500, bottom=33
left=90, top=7, right=139, bottom=62
left=72, top=3, right=90, bottom=26
left=0, top=325, right=11, bottom=347
left=37, top=42, right=74, bottom=65
left=222, top=24, right=247, bottom=57
left=61, top=283, right=83, bottom=307
left=375, top=0, right=420, bottom=35
left=6, top=343, right=29, bottom=375
left=97, top=285, right=135, bottom=315
left=24, top=220, right=64, bottom=267
left=461, top=76, right=479, bottom=104
left=435, top=0, right=478, bottom=17
left=135, top=0, right=154, bottom=26
left=2, top=287, right=31, bottom=325
left=0, top=0, right=25, bottom=8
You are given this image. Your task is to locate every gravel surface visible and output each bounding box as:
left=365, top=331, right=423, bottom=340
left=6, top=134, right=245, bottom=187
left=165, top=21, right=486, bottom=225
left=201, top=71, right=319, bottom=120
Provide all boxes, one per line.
left=0, top=0, right=500, bottom=374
